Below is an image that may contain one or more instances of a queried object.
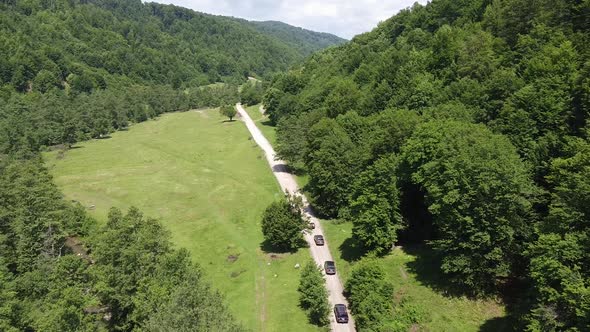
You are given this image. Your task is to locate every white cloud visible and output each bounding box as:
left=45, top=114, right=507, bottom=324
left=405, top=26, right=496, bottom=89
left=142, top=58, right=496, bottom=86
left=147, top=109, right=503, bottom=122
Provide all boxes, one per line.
left=150, top=0, right=428, bottom=39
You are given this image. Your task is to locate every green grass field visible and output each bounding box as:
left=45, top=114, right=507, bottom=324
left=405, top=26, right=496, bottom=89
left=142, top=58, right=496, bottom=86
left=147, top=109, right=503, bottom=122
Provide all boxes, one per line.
left=321, top=221, right=506, bottom=331
left=44, top=109, right=321, bottom=332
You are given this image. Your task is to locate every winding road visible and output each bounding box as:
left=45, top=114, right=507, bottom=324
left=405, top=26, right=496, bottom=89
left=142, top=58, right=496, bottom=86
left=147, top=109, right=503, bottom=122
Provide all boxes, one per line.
left=235, top=103, right=356, bottom=332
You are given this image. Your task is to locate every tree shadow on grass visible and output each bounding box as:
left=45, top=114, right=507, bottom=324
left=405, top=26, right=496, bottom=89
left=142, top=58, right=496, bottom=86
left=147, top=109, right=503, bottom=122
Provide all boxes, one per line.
left=221, top=119, right=236, bottom=123
left=338, top=237, right=364, bottom=263
left=479, top=316, right=516, bottom=332
left=403, top=244, right=467, bottom=298
left=405, top=244, right=530, bottom=331
left=259, top=239, right=307, bottom=254
left=261, top=119, right=274, bottom=127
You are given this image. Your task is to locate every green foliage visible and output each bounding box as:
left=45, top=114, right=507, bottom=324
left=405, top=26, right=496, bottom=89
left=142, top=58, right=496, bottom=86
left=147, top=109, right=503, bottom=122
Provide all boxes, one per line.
left=240, top=81, right=264, bottom=106
left=526, top=139, right=590, bottom=331
left=0, top=259, right=21, bottom=332
left=265, top=1, right=590, bottom=327
left=350, top=154, right=403, bottom=255
left=402, top=120, right=534, bottom=294
left=275, top=110, right=324, bottom=170
left=220, top=105, right=237, bottom=121
left=305, top=117, right=364, bottom=217
left=344, top=258, right=394, bottom=331
left=0, top=0, right=341, bottom=92
left=298, top=261, right=330, bottom=326
left=0, top=154, right=243, bottom=331
left=261, top=195, right=307, bottom=251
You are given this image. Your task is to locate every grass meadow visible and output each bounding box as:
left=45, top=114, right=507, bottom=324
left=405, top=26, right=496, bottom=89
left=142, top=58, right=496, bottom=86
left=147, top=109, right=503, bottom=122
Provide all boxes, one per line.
left=44, top=109, right=321, bottom=332
left=321, top=220, right=507, bottom=331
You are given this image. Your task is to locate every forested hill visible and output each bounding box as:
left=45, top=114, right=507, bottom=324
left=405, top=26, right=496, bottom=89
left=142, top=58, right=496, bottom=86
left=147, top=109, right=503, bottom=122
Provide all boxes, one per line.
left=0, top=0, right=341, bottom=93
left=246, top=20, right=347, bottom=56
left=0, top=0, right=344, bottom=155
left=266, top=0, right=590, bottom=330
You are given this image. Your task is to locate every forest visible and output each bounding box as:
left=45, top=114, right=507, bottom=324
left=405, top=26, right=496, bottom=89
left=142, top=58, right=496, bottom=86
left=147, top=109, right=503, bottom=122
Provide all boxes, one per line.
left=266, top=0, right=590, bottom=330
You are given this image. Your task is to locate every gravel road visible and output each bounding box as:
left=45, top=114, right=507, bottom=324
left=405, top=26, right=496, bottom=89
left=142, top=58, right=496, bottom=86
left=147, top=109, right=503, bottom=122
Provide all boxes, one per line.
left=236, top=103, right=356, bottom=332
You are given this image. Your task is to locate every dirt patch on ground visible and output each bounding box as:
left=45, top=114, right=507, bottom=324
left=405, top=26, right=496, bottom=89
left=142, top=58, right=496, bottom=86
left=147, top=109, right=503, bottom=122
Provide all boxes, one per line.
left=268, top=253, right=285, bottom=260
left=400, top=266, right=408, bottom=280
left=394, top=286, right=408, bottom=305
left=227, top=254, right=239, bottom=263
left=230, top=269, right=246, bottom=278
left=255, top=253, right=267, bottom=332
left=409, top=324, right=422, bottom=332
left=193, top=109, right=210, bottom=118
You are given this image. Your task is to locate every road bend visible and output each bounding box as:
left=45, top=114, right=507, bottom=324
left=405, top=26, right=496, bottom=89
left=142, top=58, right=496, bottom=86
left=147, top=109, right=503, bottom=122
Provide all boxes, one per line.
left=236, top=103, right=356, bottom=332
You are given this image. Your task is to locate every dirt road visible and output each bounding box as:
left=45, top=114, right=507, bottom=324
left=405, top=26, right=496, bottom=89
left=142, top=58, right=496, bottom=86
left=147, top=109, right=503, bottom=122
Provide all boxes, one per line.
left=236, top=104, right=356, bottom=332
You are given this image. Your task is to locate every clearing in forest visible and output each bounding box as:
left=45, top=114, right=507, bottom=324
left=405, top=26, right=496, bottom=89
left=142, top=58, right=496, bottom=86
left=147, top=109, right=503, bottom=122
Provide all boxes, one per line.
left=44, top=109, right=321, bottom=332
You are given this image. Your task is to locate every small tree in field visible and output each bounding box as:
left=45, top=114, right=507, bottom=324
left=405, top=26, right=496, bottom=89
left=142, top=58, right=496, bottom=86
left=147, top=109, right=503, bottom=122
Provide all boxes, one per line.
left=261, top=193, right=307, bottom=251
left=298, top=261, right=330, bottom=326
left=220, top=105, right=237, bottom=121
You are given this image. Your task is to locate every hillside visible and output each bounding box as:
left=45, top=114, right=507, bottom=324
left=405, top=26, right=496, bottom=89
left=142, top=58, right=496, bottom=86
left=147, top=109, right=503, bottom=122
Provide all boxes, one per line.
left=266, top=0, right=590, bottom=330
left=248, top=20, right=347, bottom=56
left=0, top=0, right=340, bottom=93
left=0, top=0, right=344, bottom=156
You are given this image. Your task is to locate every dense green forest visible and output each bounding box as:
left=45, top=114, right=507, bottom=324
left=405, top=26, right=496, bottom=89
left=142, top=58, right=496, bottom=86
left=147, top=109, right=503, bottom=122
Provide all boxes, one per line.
left=0, top=0, right=343, bottom=331
left=266, top=0, right=590, bottom=330
left=0, top=0, right=327, bottom=91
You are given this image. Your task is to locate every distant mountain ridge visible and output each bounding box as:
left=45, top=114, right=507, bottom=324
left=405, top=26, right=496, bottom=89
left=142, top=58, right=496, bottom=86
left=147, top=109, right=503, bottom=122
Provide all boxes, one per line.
left=247, top=20, right=347, bottom=56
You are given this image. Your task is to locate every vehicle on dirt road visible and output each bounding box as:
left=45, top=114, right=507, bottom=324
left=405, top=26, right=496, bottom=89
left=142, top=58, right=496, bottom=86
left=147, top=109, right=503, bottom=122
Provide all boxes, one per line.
left=314, top=235, right=325, bottom=246
left=334, top=304, right=349, bottom=323
left=324, top=260, right=336, bottom=275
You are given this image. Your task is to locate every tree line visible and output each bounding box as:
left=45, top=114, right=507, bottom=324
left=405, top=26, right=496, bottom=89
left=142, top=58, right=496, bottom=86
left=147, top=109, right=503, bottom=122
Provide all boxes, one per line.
left=0, top=84, right=240, bottom=156
left=265, top=0, right=590, bottom=329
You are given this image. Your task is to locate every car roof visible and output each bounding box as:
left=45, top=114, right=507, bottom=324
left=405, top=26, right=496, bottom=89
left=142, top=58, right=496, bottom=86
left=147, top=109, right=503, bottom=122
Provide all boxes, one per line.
left=314, top=235, right=323, bottom=238
left=335, top=304, right=347, bottom=312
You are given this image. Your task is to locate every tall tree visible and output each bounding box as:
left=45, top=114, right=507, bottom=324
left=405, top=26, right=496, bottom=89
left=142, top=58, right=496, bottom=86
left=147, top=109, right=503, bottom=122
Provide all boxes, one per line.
left=260, top=195, right=307, bottom=251
left=350, top=154, right=403, bottom=255
left=402, top=120, right=534, bottom=293
left=298, top=261, right=330, bottom=326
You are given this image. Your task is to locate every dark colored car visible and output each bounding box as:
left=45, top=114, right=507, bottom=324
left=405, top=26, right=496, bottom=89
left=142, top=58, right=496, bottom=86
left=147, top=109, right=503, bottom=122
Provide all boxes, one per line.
left=324, top=261, right=336, bottom=275
left=334, top=304, right=349, bottom=323
left=314, top=235, right=325, bottom=246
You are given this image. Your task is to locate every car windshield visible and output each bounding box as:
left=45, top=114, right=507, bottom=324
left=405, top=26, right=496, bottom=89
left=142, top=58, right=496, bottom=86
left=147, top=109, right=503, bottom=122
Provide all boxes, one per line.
left=326, top=261, right=334, bottom=267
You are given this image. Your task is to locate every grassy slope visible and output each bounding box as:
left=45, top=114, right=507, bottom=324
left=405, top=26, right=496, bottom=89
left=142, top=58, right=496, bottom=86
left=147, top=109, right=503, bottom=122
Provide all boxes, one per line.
left=322, top=221, right=506, bottom=331
left=44, top=110, right=320, bottom=332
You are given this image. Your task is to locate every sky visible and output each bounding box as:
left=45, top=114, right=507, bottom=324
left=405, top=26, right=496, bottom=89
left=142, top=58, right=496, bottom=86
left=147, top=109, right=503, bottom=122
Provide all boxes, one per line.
left=151, top=0, right=428, bottom=39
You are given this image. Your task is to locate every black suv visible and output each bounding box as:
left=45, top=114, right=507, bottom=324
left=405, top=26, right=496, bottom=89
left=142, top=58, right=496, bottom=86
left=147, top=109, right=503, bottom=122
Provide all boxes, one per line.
left=314, top=235, right=325, bottom=246
left=324, top=261, right=336, bottom=275
left=334, top=304, right=349, bottom=323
